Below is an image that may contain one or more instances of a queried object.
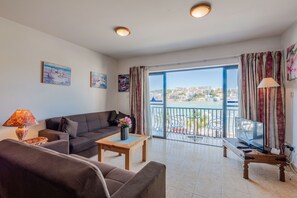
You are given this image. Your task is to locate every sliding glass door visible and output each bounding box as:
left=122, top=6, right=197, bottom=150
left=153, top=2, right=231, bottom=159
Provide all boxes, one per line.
left=149, top=65, right=239, bottom=145
left=149, top=73, right=166, bottom=138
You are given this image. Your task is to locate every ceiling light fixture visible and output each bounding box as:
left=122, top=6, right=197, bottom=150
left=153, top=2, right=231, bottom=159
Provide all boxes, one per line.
left=190, top=3, right=211, bottom=18
left=115, top=27, right=131, bottom=37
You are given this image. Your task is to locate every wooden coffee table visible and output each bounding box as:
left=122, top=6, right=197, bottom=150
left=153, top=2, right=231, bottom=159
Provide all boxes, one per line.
left=96, top=133, right=149, bottom=170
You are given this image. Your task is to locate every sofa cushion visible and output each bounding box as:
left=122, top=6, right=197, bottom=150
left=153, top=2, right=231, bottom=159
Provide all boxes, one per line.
left=46, top=117, right=62, bottom=131
left=79, top=132, right=106, bottom=141
left=58, top=117, right=66, bottom=131
left=118, top=111, right=128, bottom=119
left=105, top=168, right=135, bottom=195
left=86, top=113, right=101, bottom=131
left=70, top=154, right=135, bottom=196
left=105, top=179, right=123, bottom=195
left=67, top=114, right=88, bottom=135
left=98, top=111, right=111, bottom=128
left=69, top=137, right=94, bottom=153
left=105, top=168, right=135, bottom=184
left=108, top=111, right=118, bottom=126
left=97, top=126, right=120, bottom=135
left=59, top=117, right=78, bottom=138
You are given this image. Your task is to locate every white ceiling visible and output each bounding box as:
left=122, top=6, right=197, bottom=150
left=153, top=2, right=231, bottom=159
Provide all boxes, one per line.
left=0, top=0, right=297, bottom=59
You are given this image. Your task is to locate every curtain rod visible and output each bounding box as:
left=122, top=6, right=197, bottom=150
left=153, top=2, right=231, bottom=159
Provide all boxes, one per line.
left=147, top=55, right=240, bottom=67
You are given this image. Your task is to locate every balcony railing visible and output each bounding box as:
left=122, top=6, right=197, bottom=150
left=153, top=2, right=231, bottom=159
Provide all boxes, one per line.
left=151, top=105, right=239, bottom=140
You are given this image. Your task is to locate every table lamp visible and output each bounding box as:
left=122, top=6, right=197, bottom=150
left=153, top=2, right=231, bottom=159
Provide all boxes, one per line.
left=3, top=109, right=38, bottom=141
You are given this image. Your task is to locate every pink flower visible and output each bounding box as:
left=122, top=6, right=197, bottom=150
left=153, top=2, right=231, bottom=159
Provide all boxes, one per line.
left=118, top=117, right=132, bottom=128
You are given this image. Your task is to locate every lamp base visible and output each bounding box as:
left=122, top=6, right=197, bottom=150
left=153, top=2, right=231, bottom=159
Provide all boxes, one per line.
left=16, top=126, right=28, bottom=141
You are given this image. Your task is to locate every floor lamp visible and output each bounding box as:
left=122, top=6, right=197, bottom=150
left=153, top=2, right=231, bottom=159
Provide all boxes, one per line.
left=257, top=77, right=280, bottom=148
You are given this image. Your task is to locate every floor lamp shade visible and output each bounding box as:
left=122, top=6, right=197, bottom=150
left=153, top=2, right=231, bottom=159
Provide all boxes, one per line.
left=3, top=109, right=38, bottom=140
left=257, top=77, right=280, bottom=88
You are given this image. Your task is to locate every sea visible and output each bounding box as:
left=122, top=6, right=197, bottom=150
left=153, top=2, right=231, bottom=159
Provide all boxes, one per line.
left=167, top=101, right=222, bottom=109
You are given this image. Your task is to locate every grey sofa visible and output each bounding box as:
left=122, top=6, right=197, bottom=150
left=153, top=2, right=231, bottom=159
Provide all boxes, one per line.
left=0, top=139, right=166, bottom=198
left=39, top=111, right=135, bottom=157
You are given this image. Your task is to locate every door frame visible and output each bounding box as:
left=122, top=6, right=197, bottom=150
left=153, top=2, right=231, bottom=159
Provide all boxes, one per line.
left=149, top=65, right=238, bottom=140
left=150, top=72, right=167, bottom=139
left=222, top=65, right=238, bottom=138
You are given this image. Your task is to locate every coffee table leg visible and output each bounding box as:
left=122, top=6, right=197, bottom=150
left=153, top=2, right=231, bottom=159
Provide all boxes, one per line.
left=142, top=140, right=147, bottom=162
left=243, top=161, right=249, bottom=179
left=98, top=144, right=104, bottom=162
left=125, top=150, right=131, bottom=170
left=223, top=146, right=227, bottom=157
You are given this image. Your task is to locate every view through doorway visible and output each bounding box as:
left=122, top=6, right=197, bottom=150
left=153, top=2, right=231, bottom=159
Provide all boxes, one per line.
left=149, top=65, right=239, bottom=146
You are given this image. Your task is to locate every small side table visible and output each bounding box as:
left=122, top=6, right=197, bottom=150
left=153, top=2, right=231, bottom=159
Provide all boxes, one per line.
left=223, top=138, right=287, bottom=182
left=22, top=137, right=48, bottom=145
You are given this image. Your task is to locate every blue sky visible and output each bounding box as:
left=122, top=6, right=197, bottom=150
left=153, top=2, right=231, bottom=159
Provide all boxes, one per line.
left=150, top=67, right=238, bottom=90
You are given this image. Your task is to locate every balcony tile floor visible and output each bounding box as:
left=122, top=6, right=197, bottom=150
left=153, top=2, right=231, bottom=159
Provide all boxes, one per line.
left=153, top=131, right=223, bottom=146
left=90, top=138, right=297, bottom=198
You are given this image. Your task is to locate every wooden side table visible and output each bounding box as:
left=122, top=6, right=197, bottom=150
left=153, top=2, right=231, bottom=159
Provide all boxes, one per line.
left=22, top=137, right=48, bottom=145
left=223, top=138, right=287, bottom=182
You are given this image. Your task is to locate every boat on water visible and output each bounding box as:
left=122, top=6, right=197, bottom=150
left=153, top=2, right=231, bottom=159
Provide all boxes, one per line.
left=150, top=97, right=163, bottom=103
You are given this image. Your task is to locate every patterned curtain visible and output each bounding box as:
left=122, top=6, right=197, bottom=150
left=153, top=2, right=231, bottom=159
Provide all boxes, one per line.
left=129, top=66, right=152, bottom=135
left=240, top=51, right=285, bottom=149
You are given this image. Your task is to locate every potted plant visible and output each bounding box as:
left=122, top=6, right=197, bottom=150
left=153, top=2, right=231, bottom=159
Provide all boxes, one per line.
left=118, top=117, right=132, bottom=140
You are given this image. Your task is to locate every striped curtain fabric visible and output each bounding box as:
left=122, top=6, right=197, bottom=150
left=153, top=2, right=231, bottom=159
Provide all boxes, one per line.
left=240, top=51, right=285, bottom=149
left=129, top=66, right=152, bottom=135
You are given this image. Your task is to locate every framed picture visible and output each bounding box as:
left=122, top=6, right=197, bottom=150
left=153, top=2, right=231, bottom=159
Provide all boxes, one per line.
left=90, top=72, right=107, bottom=89
left=42, top=62, right=71, bottom=86
left=118, top=74, right=129, bottom=92
left=287, top=43, right=297, bottom=81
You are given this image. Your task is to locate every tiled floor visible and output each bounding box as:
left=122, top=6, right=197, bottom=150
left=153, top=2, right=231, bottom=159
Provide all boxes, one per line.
left=90, top=138, right=297, bottom=198
left=154, top=131, right=223, bottom=146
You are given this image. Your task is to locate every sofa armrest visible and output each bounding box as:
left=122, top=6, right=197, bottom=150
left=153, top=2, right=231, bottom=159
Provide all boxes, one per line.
left=38, top=129, right=69, bottom=142
left=111, top=161, right=166, bottom=198
left=40, top=140, right=69, bottom=154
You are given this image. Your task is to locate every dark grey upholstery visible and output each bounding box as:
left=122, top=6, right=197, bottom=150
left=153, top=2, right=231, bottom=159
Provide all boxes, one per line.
left=68, top=114, right=89, bottom=135
left=39, top=129, right=69, bottom=154
left=0, top=139, right=109, bottom=198
left=41, top=139, right=69, bottom=154
left=86, top=113, right=101, bottom=131
left=69, top=136, right=95, bottom=153
left=39, top=111, right=133, bottom=157
left=0, top=139, right=166, bottom=198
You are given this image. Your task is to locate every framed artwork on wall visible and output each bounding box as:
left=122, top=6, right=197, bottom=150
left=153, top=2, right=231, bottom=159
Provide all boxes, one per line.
left=42, top=62, right=71, bottom=86
left=118, top=74, right=129, bottom=92
left=287, top=43, right=297, bottom=81
left=90, top=72, right=107, bottom=89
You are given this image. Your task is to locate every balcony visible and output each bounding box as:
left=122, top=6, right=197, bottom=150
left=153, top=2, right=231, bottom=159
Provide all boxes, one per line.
left=151, top=105, right=239, bottom=146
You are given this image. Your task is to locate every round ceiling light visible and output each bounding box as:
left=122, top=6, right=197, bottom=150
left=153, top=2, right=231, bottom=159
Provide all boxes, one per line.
left=115, top=27, right=131, bottom=37
left=190, top=3, right=211, bottom=18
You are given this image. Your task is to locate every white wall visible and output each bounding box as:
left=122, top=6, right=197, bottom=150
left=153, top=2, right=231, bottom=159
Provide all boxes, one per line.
left=281, top=21, right=297, bottom=165
left=117, top=37, right=282, bottom=113
left=0, top=17, right=118, bottom=140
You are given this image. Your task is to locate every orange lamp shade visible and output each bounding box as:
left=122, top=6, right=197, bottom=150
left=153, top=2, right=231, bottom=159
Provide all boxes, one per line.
left=3, top=110, right=38, bottom=141
left=3, top=109, right=38, bottom=127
